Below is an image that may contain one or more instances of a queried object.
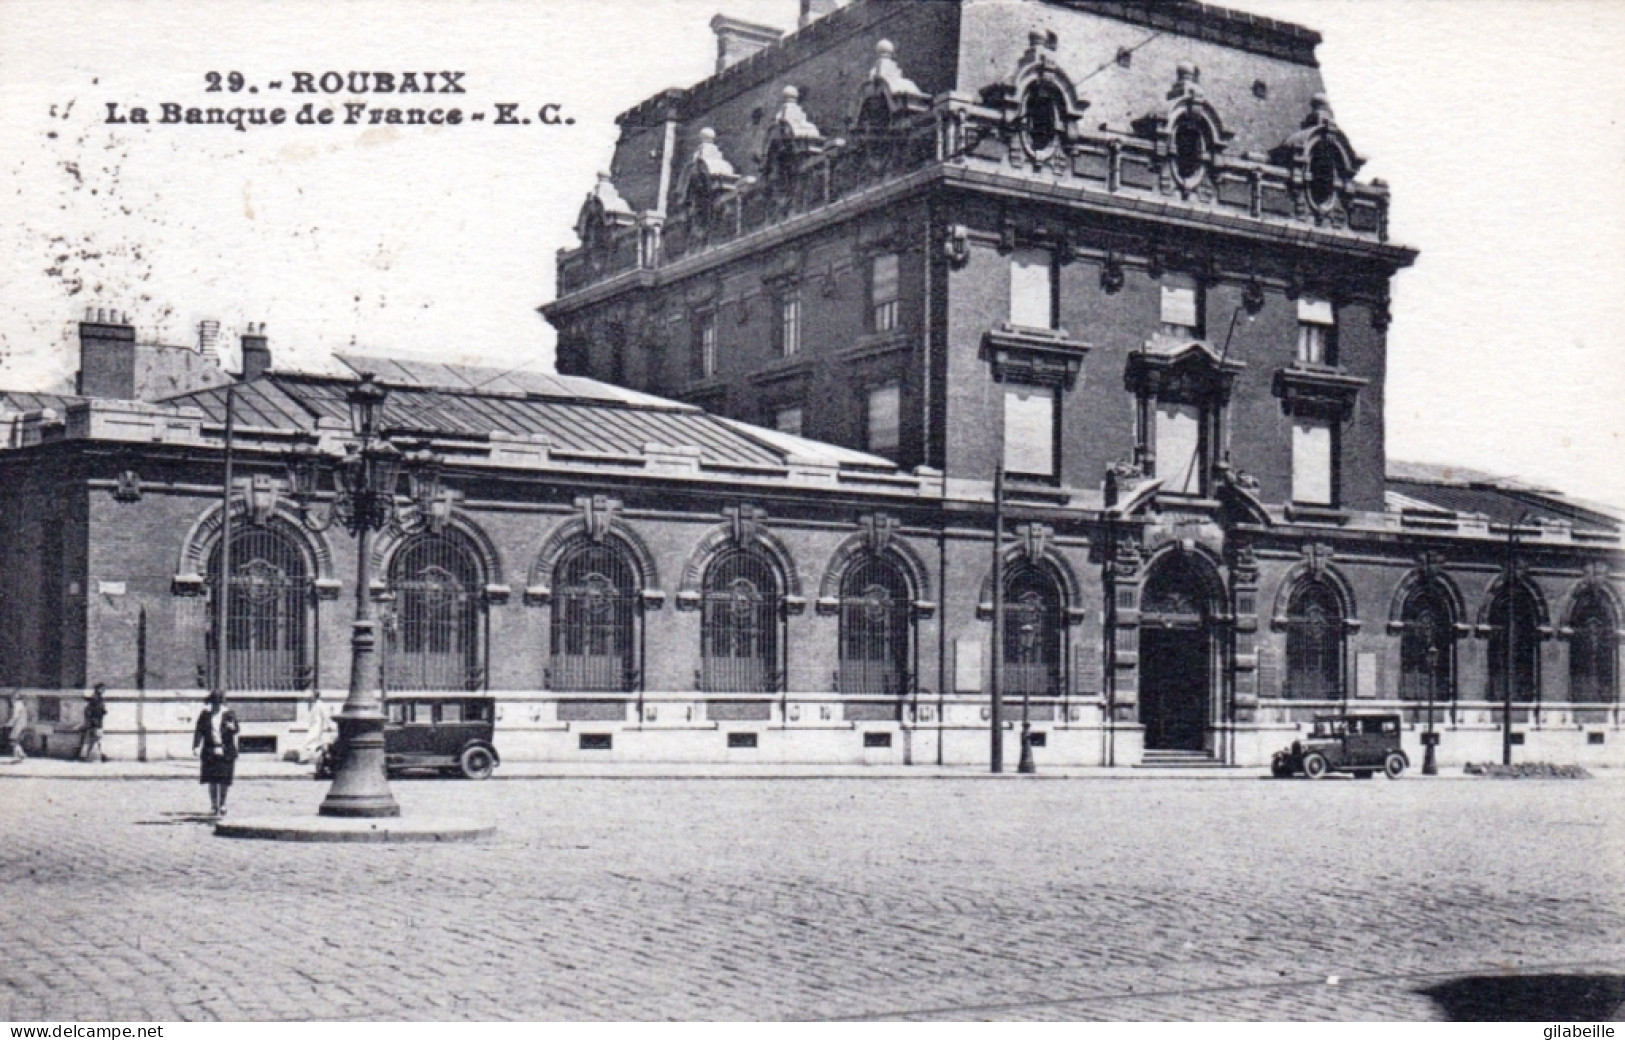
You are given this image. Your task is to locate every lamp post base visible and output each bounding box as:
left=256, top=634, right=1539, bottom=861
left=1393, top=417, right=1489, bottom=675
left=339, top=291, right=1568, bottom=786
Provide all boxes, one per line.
left=318, top=711, right=400, bottom=818
left=1017, top=722, right=1036, bottom=774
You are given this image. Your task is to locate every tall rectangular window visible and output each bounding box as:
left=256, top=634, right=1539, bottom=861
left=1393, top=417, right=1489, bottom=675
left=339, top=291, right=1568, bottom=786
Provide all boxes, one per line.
left=1009, top=247, right=1055, bottom=330
left=1297, top=296, right=1335, bottom=365
left=1160, top=282, right=1202, bottom=338
left=779, top=290, right=802, bottom=357
left=1003, top=385, right=1056, bottom=477
left=1155, top=402, right=1203, bottom=495
left=774, top=405, right=804, bottom=437
left=696, top=312, right=718, bottom=378
left=866, top=384, right=900, bottom=458
left=1292, top=418, right=1334, bottom=505
left=871, top=253, right=900, bottom=333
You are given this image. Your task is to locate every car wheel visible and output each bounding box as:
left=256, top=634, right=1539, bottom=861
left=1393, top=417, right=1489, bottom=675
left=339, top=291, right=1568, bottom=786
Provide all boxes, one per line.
left=1384, top=752, right=1406, bottom=780
left=1270, top=756, right=1293, bottom=779
left=1302, top=752, right=1330, bottom=779
left=459, top=745, right=495, bottom=781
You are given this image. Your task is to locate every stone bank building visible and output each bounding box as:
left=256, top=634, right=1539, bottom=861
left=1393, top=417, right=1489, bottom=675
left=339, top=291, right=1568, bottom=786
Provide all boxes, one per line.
left=2, top=0, right=1621, bottom=767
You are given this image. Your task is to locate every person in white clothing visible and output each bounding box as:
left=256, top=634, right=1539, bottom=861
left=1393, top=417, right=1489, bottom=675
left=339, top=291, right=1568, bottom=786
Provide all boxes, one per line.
left=300, top=691, right=334, bottom=764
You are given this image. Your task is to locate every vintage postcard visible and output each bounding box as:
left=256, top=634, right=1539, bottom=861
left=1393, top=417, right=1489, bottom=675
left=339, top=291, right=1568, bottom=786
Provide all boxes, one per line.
left=1, top=0, right=1621, bottom=1025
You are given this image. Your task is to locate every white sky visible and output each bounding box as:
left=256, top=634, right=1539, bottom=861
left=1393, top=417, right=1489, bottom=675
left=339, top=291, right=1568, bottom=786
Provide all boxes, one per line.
left=1, top=0, right=1621, bottom=506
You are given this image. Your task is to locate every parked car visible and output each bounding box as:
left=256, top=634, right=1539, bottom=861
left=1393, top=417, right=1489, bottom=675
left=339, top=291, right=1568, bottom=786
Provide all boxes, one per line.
left=1271, top=713, right=1408, bottom=780
left=314, top=695, right=500, bottom=780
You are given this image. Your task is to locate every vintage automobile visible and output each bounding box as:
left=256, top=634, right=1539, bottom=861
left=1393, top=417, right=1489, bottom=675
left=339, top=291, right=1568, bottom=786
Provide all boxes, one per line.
left=315, top=695, right=500, bottom=780
left=1271, top=713, right=1409, bottom=780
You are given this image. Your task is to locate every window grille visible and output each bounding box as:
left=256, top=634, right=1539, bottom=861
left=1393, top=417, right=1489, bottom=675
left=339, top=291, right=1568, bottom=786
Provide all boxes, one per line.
left=701, top=548, right=782, bottom=693
left=1284, top=580, right=1344, bottom=699
left=1487, top=584, right=1541, bottom=703
left=550, top=540, right=640, bottom=693
left=838, top=556, right=912, bottom=695
left=1570, top=591, right=1619, bottom=703
left=386, top=533, right=484, bottom=691
left=1399, top=586, right=1455, bottom=701
left=1003, top=563, right=1063, bottom=699
left=206, top=526, right=313, bottom=691
left=871, top=254, right=899, bottom=332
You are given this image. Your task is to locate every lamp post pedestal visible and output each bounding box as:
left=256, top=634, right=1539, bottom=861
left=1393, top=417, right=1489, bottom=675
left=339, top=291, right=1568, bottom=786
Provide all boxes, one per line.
left=319, top=618, right=400, bottom=818
left=1422, top=644, right=1439, bottom=776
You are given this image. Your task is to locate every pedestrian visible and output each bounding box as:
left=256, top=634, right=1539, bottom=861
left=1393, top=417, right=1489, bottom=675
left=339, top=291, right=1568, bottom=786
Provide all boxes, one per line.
left=191, top=689, right=239, bottom=816
left=6, top=695, right=29, bottom=762
left=79, top=684, right=108, bottom=762
left=299, top=690, right=333, bottom=765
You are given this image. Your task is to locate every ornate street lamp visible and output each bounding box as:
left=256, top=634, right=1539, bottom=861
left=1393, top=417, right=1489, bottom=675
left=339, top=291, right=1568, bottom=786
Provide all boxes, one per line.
left=1017, top=617, right=1038, bottom=774
left=1422, top=643, right=1439, bottom=776
left=285, top=374, right=443, bottom=818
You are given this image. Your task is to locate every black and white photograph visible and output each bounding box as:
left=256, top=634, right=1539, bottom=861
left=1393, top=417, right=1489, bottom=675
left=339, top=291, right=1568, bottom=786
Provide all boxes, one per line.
left=1, top=0, right=1622, bottom=1024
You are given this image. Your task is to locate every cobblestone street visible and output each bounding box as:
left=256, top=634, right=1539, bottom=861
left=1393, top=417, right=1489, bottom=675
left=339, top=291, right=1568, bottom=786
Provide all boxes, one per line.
left=1, top=772, right=1622, bottom=1021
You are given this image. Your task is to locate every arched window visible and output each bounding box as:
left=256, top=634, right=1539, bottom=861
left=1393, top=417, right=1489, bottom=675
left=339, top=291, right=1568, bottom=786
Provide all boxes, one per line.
left=1003, top=562, right=1063, bottom=699
left=207, top=526, right=313, bottom=691
left=551, top=540, right=640, bottom=693
left=838, top=555, right=912, bottom=696
left=1486, top=582, right=1540, bottom=703
left=1172, top=114, right=1208, bottom=185
left=387, top=532, right=484, bottom=692
left=1569, top=589, right=1617, bottom=703
left=1308, top=138, right=1340, bottom=209
left=701, top=548, right=783, bottom=692
left=1399, top=584, right=1455, bottom=702
left=1020, top=82, right=1066, bottom=157
left=1285, top=580, right=1344, bottom=699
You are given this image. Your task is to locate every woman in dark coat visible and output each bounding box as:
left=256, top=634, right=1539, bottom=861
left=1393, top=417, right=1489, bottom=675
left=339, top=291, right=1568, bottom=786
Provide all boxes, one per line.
left=192, top=690, right=240, bottom=816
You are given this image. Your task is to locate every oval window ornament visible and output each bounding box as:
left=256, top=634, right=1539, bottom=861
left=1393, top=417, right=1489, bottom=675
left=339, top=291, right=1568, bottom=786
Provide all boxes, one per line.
left=1020, top=82, right=1065, bottom=158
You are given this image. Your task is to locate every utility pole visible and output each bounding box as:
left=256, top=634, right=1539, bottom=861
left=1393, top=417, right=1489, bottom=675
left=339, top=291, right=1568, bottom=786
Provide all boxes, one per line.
left=990, top=463, right=1004, bottom=774
left=214, top=385, right=236, bottom=695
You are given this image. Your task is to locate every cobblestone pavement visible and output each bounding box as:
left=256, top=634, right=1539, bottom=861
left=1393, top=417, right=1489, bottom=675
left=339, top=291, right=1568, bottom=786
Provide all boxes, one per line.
left=1, top=774, right=1622, bottom=1021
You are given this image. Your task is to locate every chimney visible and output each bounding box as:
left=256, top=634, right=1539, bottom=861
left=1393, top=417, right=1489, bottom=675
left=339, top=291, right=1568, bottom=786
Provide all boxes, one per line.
left=798, top=0, right=845, bottom=28
left=76, top=307, right=137, bottom=399
left=240, top=323, right=271, bottom=381
left=710, top=15, right=782, bottom=74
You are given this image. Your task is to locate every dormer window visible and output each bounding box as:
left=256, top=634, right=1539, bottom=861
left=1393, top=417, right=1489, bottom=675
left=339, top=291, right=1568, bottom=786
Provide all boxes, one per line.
left=1308, top=139, right=1340, bottom=209
left=1172, top=114, right=1208, bottom=186
left=1020, top=82, right=1066, bottom=158
left=1296, top=296, right=1335, bottom=365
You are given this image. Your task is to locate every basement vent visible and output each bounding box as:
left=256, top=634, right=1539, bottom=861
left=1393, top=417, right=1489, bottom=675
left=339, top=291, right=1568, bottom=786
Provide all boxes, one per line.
left=727, top=732, right=759, bottom=749
left=863, top=732, right=892, bottom=748
left=1509, top=732, right=1525, bottom=746
left=1588, top=731, right=1605, bottom=745
left=237, top=736, right=278, bottom=755
left=579, top=733, right=613, bottom=751
left=1027, top=732, right=1047, bottom=748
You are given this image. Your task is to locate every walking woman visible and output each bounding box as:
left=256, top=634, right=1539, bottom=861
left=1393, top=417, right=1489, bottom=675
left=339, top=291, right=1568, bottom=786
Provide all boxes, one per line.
left=192, top=690, right=240, bottom=816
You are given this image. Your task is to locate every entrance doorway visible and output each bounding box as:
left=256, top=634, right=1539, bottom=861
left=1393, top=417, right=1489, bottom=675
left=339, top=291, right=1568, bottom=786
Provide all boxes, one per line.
left=1139, top=552, right=1217, bottom=752
left=1141, top=626, right=1210, bottom=750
